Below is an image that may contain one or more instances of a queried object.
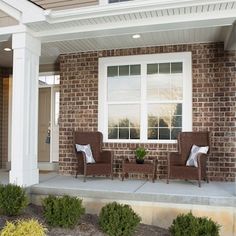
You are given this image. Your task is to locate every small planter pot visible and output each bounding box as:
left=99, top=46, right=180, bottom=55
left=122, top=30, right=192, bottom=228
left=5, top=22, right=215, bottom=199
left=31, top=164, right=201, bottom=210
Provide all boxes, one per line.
left=136, top=159, right=144, bottom=164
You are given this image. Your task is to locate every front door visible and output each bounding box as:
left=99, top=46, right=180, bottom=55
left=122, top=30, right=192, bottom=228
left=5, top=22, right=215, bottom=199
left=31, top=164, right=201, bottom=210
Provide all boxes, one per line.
left=38, top=87, right=51, bottom=162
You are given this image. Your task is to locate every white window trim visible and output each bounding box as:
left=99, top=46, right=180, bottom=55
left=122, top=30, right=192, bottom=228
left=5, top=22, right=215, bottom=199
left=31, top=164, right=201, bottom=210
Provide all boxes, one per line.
left=98, top=52, right=192, bottom=143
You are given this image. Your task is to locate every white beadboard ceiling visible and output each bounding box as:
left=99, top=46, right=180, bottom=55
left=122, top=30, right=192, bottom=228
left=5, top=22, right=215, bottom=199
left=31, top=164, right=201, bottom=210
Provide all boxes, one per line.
left=0, top=0, right=236, bottom=66
left=29, top=2, right=236, bottom=33
left=40, top=26, right=228, bottom=63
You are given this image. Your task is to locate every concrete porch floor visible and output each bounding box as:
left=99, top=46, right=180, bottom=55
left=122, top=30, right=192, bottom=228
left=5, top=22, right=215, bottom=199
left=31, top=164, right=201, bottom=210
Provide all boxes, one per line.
left=0, top=169, right=236, bottom=236
left=0, top=169, right=235, bottom=207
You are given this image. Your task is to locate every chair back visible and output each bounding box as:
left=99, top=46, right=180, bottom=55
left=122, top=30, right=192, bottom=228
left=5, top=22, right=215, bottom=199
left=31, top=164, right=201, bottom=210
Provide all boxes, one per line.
left=178, top=132, right=210, bottom=161
left=73, top=131, right=103, bottom=162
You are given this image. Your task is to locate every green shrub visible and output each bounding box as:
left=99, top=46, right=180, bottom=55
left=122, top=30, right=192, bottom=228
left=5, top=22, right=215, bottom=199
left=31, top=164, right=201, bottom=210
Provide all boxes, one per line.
left=0, top=184, right=28, bottom=216
left=0, top=219, right=47, bottom=236
left=99, top=202, right=141, bottom=236
left=169, top=212, right=220, bottom=236
left=42, top=195, right=85, bottom=228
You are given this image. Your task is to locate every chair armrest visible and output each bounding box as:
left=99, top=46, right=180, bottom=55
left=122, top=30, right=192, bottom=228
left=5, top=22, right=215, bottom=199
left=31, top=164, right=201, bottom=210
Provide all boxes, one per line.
left=100, top=150, right=113, bottom=164
left=197, top=153, right=208, bottom=169
left=75, top=150, right=87, bottom=165
left=167, top=152, right=182, bottom=166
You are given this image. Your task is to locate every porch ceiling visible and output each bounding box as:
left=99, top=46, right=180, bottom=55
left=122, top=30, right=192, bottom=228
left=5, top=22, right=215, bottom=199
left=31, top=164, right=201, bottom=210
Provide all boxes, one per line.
left=32, top=0, right=236, bottom=64
left=0, top=0, right=236, bottom=66
left=40, top=26, right=228, bottom=64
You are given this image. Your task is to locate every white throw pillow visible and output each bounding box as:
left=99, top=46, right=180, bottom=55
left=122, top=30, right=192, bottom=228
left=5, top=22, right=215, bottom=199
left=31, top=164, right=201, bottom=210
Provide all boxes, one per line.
left=75, top=144, right=96, bottom=164
left=186, top=145, right=209, bottom=167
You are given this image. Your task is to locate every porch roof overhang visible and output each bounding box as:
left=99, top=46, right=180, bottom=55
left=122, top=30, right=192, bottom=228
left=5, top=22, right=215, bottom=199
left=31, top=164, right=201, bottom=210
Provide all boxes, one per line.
left=0, top=0, right=236, bottom=65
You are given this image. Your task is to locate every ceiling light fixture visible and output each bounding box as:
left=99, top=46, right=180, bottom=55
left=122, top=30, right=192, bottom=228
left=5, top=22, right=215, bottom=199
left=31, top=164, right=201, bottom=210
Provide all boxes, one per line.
left=4, top=48, right=12, bottom=52
left=132, top=34, right=141, bottom=39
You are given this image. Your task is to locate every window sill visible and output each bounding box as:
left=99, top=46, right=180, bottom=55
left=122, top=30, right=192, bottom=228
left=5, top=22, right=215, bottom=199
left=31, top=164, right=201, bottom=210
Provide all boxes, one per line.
left=104, top=139, right=177, bottom=144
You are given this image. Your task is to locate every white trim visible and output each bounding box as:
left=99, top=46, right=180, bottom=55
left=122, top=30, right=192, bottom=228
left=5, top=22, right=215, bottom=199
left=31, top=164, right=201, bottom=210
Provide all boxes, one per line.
left=0, top=0, right=21, bottom=21
left=38, top=72, right=60, bottom=163
left=8, top=76, right=12, bottom=163
left=224, top=23, right=236, bottom=50
left=0, top=0, right=45, bottom=23
left=46, top=0, right=235, bottom=23
left=98, top=52, right=192, bottom=143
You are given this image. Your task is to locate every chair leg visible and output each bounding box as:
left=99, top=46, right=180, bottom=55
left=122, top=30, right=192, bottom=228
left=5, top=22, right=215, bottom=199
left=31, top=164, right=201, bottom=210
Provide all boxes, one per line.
left=122, top=172, right=125, bottom=181
left=198, top=180, right=201, bottom=188
left=111, top=172, right=113, bottom=180
left=83, top=175, right=86, bottom=182
left=206, top=176, right=209, bottom=183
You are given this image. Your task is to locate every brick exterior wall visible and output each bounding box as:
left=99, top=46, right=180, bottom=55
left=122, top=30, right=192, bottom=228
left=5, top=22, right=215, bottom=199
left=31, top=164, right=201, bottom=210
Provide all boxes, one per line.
left=59, top=42, right=236, bottom=181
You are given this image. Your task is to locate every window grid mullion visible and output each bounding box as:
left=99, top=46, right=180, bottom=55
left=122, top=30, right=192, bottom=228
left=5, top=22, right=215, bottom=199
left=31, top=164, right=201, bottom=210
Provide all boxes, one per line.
left=140, top=63, right=147, bottom=142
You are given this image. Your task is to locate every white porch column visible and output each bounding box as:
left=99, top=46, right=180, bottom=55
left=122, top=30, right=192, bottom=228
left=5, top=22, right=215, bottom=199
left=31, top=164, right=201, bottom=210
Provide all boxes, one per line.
left=9, top=32, right=41, bottom=186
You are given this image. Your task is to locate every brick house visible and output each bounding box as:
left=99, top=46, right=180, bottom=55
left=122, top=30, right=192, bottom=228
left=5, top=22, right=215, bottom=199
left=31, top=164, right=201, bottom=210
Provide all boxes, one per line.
left=0, top=0, right=235, bottom=186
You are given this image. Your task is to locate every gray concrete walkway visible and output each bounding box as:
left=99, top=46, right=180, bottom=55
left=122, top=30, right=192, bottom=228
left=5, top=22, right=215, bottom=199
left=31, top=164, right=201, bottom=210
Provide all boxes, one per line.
left=1, top=170, right=235, bottom=207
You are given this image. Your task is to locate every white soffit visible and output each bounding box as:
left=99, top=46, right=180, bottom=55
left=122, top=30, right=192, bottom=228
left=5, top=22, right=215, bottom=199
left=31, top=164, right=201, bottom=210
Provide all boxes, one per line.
left=40, top=26, right=228, bottom=64
left=25, top=1, right=236, bottom=43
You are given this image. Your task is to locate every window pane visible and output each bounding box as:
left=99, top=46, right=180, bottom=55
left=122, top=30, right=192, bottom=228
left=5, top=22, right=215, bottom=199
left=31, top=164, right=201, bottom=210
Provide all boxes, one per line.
left=108, top=66, right=118, bottom=77
left=147, top=64, right=158, bottom=74
left=130, top=128, right=140, bottom=139
left=119, top=128, right=129, bottom=139
left=45, top=75, right=54, bottom=85
left=109, top=0, right=131, bottom=3
left=171, top=128, right=181, bottom=139
left=148, top=128, right=158, bottom=140
left=130, top=65, right=141, bottom=76
left=39, top=74, right=60, bottom=86
left=148, top=103, right=182, bottom=140
left=108, top=128, right=118, bottom=139
left=172, top=75, right=183, bottom=100
left=108, top=104, right=140, bottom=140
left=119, top=65, right=129, bottom=76
left=171, top=62, right=182, bottom=73
left=147, top=76, right=171, bottom=101
left=171, top=116, right=182, bottom=127
left=108, top=75, right=140, bottom=101
left=39, top=76, right=46, bottom=83
left=159, top=128, right=170, bottom=139
left=55, top=75, right=60, bottom=84
left=159, top=63, right=170, bottom=74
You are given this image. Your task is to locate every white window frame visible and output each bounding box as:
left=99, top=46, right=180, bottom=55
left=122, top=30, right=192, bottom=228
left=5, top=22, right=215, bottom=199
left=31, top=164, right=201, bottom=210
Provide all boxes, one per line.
left=98, top=52, right=192, bottom=143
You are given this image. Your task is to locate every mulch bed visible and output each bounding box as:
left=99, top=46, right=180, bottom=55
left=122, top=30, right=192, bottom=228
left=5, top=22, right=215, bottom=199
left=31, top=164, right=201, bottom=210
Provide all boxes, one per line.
left=0, top=204, right=170, bottom=236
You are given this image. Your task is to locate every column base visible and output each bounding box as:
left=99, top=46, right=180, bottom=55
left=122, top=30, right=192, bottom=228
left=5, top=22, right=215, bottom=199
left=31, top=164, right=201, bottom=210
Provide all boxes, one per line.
left=9, top=168, right=39, bottom=187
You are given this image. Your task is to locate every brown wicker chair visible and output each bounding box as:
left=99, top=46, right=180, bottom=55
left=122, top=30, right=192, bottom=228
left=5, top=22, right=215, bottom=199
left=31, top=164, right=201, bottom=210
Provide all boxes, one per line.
left=167, top=131, right=210, bottom=187
left=74, top=131, right=113, bottom=182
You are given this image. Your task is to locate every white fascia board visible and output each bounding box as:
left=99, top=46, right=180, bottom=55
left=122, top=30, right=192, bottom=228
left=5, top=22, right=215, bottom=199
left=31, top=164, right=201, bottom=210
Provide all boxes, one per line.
left=37, top=11, right=236, bottom=42
left=1, top=0, right=45, bottom=23
left=224, top=22, right=236, bottom=50
left=0, top=0, right=21, bottom=21
left=0, top=24, right=28, bottom=36
left=45, top=0, right=235, bottom=24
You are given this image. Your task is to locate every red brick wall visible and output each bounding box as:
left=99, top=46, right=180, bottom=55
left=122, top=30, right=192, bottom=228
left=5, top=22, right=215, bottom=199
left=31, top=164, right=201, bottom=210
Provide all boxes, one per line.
left=59, top=42, right=236, bottom=181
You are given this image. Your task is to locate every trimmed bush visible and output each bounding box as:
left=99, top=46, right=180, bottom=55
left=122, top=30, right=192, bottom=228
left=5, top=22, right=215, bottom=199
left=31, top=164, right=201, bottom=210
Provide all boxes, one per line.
left=0, top=184, right=28, bottom=216
left=42, top=195, right=85, bottom=228
left=99, top=202, right=141, bottom=236
left=169, top=212, right=220, bottom=236
left=0, top=219, right=47, bottom=236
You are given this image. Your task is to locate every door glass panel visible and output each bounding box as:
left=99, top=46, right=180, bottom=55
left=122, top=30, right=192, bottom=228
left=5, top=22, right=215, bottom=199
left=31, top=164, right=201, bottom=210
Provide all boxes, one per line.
left=55, top=92, right=60, bottom=126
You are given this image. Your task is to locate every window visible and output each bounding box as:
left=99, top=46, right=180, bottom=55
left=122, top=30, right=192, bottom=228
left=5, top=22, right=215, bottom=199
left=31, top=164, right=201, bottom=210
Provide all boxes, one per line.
left=39, top=74, right=60, bottom=85
left=98, top=53, right=192, bottom=143
left=109, top=0, right=131, bottom=3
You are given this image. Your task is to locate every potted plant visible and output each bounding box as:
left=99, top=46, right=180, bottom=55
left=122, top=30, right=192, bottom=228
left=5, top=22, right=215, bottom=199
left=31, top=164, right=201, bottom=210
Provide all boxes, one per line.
left=135, top=147, right=148, bottom=164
